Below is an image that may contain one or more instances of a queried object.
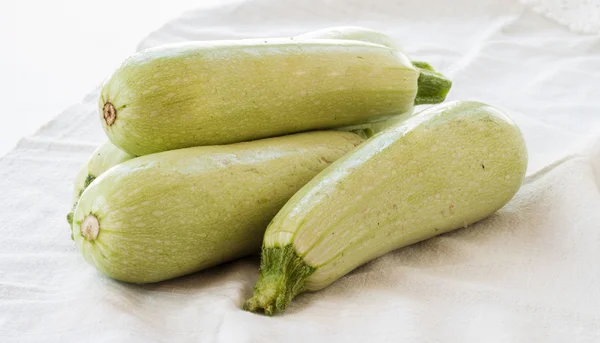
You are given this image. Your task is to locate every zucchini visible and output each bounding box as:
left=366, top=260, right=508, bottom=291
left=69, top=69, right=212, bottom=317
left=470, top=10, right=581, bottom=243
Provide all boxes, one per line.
left=100, top=38, right=451, bottom=156
left=299, top=27, right=411, bottom=136
left=71, top=131, right=364, bottom=283
left=67, top=141, right=134, bottom=226
left=244, top=101, right=528, bottom=315
left=299, top=26, right=450, bottom=132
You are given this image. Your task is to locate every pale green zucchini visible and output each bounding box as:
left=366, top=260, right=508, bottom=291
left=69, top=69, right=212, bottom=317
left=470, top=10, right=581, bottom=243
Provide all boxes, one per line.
left=299, top=26, right=449, bottom=133
left=244, top=101, right=528, bottom=315
left=295, top=26, right=452, bottom=105
left=100, top=38, right=451, bottom=156
left=71, top=131, right=364, bottom=283
left=299, top=27, right=412, bottom=135
left=67, top=141, right=134, bottom=226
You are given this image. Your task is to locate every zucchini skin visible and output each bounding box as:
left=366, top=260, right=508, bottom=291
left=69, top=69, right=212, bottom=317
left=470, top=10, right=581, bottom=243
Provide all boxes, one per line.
left=67, top=141, right=134, bottom=226
left=71, top=141, right=134, bottom=204
left=299, top=26, right=451, bottom=132
left=72, top=131, right=364, bottom=283
left=100, top=39, right=419, bottom=156
left=300, top=27, right=411, bottom=136
left=245, top=101, right=528, bottom=315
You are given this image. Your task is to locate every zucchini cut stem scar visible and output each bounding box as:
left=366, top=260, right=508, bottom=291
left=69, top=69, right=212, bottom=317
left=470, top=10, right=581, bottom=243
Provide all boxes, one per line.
left=103, top=102, right=117, bottom=126
left=81, top=214, right=100, bottom=241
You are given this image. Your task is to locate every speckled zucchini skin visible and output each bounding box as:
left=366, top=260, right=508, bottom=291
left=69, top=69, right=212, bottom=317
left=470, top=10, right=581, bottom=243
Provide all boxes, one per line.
left=245, top=101, right=528, bottom=315
left=71, top=131, right=364, bottom=283
left=71, top=141, right=134, bottom=203
left=300, top=26, right=451, bottom=134
left=99, top=39, right=420, bottom=156
left=67, top=141, right=134, bottom=226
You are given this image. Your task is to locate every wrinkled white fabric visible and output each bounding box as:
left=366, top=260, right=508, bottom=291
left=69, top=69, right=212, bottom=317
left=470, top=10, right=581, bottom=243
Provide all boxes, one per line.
left=520, top=0, right=600, bottom=34
left=1, top=0, right=600, bottom=342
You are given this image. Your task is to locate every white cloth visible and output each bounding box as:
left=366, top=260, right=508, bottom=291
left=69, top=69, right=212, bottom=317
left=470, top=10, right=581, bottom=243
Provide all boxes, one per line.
left=2, top=0, right=600, bottom=342
left=520, top=0, right=600, bottom=34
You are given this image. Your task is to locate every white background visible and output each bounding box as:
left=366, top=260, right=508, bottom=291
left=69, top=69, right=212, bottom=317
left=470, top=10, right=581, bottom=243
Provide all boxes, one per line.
left=0, top=0, right=220, bottom=157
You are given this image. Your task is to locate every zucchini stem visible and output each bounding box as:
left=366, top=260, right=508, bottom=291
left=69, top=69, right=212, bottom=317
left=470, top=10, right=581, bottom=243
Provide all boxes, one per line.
left=66, top=211, right=74, bottom=226
left=411, top=61, right=435, bottom=71
left=67, top=174, right=97, bottom=238
left=244, top=245, right=315, bottom=316
left=66, top=211, right=74, bottom=241
left=414, top=63, right=452, bottom=105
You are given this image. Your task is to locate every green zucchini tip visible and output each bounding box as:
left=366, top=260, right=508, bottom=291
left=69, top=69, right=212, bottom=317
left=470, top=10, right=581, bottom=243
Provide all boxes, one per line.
left=414, top=63, right=452, bottom=106
left=244, top=246, right=315, bottom=316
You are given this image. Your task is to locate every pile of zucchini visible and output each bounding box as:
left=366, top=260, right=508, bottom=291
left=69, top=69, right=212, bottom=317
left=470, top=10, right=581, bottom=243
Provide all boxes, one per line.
left=68, top=27, right=527, bottom=315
